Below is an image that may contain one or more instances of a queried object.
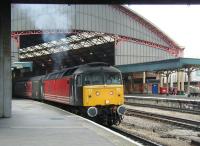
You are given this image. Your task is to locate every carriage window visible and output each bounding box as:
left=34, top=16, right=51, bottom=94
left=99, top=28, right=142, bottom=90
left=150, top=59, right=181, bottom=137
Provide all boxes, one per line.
left=76, top=75, right=82, bottom=86
left=104, top=72, right=121, bottom=85
left=84, top=72, right=103, bottom=85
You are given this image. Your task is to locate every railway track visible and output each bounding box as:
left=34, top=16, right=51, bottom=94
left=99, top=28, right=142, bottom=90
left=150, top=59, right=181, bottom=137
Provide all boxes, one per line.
left=125, top=102, right=200, bottom=115
left=110, top=126, right=163, bottom=146
left=126, top=108, right=200, bottom=131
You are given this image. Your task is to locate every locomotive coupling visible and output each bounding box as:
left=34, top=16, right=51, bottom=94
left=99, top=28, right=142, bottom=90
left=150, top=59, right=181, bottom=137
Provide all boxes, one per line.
left=87, top=107, right=98, bottom=117
left=117, top=105, right=126, bottom=115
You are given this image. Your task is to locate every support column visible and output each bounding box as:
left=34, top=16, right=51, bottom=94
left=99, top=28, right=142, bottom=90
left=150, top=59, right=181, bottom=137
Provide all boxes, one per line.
left=181, top=71, right=185, bottom=94
left=143, top=72, right=146, bottom=93
left=187, top=68, right=192, bottom=97
left=160, top=74, right=163, bottom=87
left=166, top=72, right=169, bottom=95
left=0, top=3, right=11, bottom=117
left=177, top=71, right=181, bottom=94
left=170, top=74, right=173, bottom=88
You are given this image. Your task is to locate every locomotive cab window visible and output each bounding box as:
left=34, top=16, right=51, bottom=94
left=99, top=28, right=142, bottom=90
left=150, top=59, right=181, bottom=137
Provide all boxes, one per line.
left=105, top=72, right=122, bottom=85
left=84, top=72, right=103, bottom=85
left=76, top=74, right=82, bottom=87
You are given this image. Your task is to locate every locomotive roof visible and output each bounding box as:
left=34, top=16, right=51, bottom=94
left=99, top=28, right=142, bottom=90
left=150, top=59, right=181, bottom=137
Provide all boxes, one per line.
left=74, top=63, right=121, bottom=74
left=44, top=62, right=121, bottom=80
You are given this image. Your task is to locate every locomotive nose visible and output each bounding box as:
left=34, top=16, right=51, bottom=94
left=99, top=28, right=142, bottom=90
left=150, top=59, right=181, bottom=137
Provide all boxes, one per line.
left=117, top=105, right=126, bottom=115
left=87, top=107, right=98, bottom=117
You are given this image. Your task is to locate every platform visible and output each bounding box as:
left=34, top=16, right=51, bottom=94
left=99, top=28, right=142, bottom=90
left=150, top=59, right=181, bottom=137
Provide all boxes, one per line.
left=125, top=104, right=200, bottom=122
left=125, top=94, right=200, bottom=113
left=0, top=99, right=139, bottom=146
left=125, top=94, right=200, bottom=101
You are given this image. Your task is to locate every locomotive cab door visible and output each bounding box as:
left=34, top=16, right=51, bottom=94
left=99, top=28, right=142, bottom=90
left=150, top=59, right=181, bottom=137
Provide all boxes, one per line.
left=74, top=74, right=83, bottom=105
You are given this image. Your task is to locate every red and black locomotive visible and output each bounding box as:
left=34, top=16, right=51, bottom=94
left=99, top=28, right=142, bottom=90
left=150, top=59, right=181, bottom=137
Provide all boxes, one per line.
left=13, top=62, right=125, bottom=125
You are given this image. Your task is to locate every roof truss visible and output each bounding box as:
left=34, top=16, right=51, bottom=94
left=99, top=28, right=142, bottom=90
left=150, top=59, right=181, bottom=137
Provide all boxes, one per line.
left=19, top=31, right=115, bottom=59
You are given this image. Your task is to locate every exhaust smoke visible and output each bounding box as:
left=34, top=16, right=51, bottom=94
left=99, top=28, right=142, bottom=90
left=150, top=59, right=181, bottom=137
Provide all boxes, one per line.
left=14, top=4, right=73, bottom=70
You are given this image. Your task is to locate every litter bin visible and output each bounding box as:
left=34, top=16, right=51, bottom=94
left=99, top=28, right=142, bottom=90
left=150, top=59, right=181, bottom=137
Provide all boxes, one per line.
left=152, top=84, right=158, bottom=94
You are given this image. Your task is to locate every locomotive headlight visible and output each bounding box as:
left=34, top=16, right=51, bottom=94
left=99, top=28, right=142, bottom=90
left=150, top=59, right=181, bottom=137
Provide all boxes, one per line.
left=87, top=107, right=98, bottom=117
left=117, top=105, right=126, bottom=115
left=96, top=91, right=100, bottom=96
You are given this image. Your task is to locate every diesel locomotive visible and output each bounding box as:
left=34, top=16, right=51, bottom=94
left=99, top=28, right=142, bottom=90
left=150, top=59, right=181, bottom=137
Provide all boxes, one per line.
left=13, top=62, right=125, bottom=125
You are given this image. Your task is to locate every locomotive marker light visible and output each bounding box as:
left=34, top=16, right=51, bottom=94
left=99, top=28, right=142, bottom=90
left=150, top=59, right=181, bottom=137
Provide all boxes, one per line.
left=117, top=105, right=126, bottom=115
left=87, top=107, right=98, bottom=117
left=96, top=91, right=100, bottom=96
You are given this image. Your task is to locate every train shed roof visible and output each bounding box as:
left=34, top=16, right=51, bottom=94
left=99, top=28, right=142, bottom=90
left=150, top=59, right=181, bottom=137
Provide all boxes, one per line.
left=116, top=58, right=200, bottom=73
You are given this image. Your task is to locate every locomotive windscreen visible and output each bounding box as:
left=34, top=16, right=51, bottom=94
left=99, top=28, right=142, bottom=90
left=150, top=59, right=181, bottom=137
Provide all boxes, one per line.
left=104, top=72, right=122, bottom=84
left=84, top=72, right=122, bottom=85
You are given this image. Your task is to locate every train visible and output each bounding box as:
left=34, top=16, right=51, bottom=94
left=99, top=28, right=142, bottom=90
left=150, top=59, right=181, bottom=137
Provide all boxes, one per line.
left=13, top=62, right=126, bottom=125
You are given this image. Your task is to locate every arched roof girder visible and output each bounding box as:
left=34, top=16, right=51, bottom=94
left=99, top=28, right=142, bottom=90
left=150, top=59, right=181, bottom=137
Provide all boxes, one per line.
left=11, top=5, right=183, bottom=57
left=11, top=29, right=183, bottom=57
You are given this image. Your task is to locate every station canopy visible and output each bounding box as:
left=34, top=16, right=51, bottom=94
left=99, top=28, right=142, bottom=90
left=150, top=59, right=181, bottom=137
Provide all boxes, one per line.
left=116, top=58, right=200, bottom=73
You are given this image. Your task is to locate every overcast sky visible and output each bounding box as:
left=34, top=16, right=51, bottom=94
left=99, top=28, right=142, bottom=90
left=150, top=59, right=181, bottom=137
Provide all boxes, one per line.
left=128, top=5, right=200, bottom=58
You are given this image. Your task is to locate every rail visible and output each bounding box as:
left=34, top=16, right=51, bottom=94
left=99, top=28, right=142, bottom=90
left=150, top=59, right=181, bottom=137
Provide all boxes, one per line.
left=125, top=96, right=200, bottom=115
left=126, top=108, right=200, bottom=131
left=110, top=126, right=163, bottom=146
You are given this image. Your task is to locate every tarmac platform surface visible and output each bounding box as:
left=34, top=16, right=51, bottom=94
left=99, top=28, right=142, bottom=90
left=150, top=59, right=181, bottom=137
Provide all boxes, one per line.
left=0, top=99, right=138, bottom=146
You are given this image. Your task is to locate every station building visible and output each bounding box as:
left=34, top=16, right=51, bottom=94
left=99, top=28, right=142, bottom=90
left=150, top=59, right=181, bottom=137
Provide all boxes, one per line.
left=12, top=4, right=195, bottom=95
